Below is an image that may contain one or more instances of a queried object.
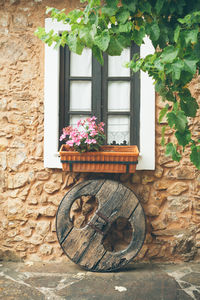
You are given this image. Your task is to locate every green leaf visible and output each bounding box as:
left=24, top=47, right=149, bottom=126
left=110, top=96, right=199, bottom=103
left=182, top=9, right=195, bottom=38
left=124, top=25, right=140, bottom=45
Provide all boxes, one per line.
left=149, top=22, right=160, bottom=41
left=161, top=46, right=179, bottom=63
left=174, top=25, right=180, bottom=43
left=101, top=5, right=117, bottom=16
left=159, top=104, right=169, bottom=123
left=132, top=27, right=145, bottom=45
left=139, top=1, right=152, bottom=14
left=94, top=30, right=110, bottom=51
left=116, top=8, right=130, bottom=24
left=106, top=0, right=118, bottom=6
left=67, top=33, right=84, bottom=54
left=190, top=145, right=200, bottom=170
left=184, top=27, right=199, bottom=45
left=165, top=143, right=181, bottom=161
left=79, top=25, right=96, bottom=47
left=175, top=128, right=191, bottom=149
left=106, top=35, right=124, bottom=56
left=175, top=111, right=188, bottom=133
left=119, top=22, right=132, bottom=33
left=155, top=0, right=164, bottom=13
left=122, top=0, right=136, bottom=12
left=183, top=58, right=198, bottom=75
left=167, top=110, right=187, bottom=133
left=92, top=45, right=104, bottom=65
left=171, top=60, right=184, bottom=81
left=180, top=93, right=199, bottom=117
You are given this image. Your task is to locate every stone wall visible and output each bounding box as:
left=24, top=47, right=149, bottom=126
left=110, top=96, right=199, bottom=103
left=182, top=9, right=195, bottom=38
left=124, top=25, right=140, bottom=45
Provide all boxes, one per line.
left=0, top=0, right=200, bottom=263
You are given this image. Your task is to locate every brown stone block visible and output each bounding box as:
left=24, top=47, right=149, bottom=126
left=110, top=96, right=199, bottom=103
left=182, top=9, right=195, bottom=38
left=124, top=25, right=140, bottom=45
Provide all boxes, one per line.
left=142, top=175, right=155, bottom=185
left=154, top=180, right=169, bottom=191
left=145, top=205, right=160, bottom=217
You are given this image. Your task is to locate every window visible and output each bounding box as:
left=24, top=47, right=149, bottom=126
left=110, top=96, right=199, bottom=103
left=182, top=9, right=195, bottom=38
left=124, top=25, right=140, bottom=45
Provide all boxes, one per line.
left=44, top=18, right=155, bottom=170
left=59, top=45, right=140, bottom=147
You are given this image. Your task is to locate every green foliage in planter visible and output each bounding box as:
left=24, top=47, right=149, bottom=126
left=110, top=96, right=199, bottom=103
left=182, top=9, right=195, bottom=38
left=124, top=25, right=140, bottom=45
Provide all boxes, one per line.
left=35, top=0, right=200, bottom=169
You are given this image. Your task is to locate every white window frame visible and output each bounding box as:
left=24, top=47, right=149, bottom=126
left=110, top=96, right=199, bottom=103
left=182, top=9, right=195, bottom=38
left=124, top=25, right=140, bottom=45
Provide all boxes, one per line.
left=44, top=18, right=155, bottom=170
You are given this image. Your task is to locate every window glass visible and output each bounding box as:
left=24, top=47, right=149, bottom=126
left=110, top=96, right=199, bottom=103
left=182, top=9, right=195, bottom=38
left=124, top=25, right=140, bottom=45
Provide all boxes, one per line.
left=70, top=115, right=91, bottom=127
left=70, top=48, right=92, bottom=77
left=107, top=115, right=130, bottom=144
left=108, top=81, right=130, bottom=112
left=108, top=48, right=130, bottom=77
left=70, top=81, right=92, bottom=111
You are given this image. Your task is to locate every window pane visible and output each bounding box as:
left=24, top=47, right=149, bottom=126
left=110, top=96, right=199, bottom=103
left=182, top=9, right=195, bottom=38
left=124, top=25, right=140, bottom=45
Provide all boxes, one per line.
left=107, top=116, right=130, bottom=144
left=70, top=81, right=91, bottom=111
left=108, top=81, right=130, bottom=112
left=70, top=115, right=90, bottom=127
left=70, top=48, right=92, bottom=77
left=108, top=48, right=130, bottom=77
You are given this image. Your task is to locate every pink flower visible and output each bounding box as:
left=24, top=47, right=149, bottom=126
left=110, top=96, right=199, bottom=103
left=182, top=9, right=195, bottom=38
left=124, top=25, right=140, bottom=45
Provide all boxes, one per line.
left=90, top=130, right=98, bottom=137
left=66, top=140, right=74, bottom=147
left=60, top=133, right=66, bottom=141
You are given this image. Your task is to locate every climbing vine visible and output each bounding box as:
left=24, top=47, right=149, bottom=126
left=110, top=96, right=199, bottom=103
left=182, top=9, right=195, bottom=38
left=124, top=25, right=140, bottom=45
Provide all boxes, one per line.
left=35, top=0, right=200, bottom=169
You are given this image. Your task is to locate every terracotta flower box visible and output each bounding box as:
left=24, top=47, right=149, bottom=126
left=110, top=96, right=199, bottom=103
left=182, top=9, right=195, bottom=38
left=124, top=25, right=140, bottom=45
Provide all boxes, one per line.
left=59, top=144, right=139, bottom=173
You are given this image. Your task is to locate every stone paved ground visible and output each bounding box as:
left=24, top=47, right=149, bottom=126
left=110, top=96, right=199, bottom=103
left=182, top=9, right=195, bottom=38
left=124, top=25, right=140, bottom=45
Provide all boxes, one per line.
left=0, top=261, right=200, bottom=300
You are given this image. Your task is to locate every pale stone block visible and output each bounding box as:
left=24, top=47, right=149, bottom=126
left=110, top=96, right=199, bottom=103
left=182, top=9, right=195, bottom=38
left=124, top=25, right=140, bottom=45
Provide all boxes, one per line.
left=35, top=220, right=50, bottom=237
left=0, top=152, right=6, bottom=170
left=167, top=182, right=189, bottom=196
left=21, top=227, right=32, bottom=237
left=36, top=171, right=50, bottom=181
left=39, top=206, right=57, bottom=217
left=29, top=233, right=43, bottom=245
left=167, top=196, right=190, bottom=212
left=44, top=181, right=61, bottom=194
left=39, top=244, right=52, bottom=256
left=7, top=172, right=28, bottom=189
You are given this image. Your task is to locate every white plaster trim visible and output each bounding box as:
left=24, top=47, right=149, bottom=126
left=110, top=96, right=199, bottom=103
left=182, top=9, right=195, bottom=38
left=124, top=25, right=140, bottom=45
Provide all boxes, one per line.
left=44, top=19, right=155, bottom=170
left=137, top=36, right=155, bottom=170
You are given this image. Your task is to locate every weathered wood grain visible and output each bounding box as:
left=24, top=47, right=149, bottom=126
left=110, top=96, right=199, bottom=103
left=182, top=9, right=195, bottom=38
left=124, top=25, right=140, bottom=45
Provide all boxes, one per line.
left=56, top=179, right=146, bottom=272
left=56, top=179, right=105, bottom=243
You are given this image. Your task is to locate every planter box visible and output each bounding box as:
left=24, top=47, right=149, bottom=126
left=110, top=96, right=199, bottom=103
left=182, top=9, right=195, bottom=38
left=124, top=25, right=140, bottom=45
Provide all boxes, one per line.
left=59, top=144, right=139, bottom=173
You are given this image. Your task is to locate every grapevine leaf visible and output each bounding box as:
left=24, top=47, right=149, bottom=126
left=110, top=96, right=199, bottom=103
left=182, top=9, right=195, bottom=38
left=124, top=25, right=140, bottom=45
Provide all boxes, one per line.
left=67, top=33, right=84, bottom=54
left=155, top=0, right=164, bottom=13
left=159, top=104, right=169, bottom=123
left=190, top=145, right=200, bottom=170
left=175, top=128, right=191, bottom=149
left=174, top=25, right=180, bottom=42
left=184, top=27, right=199, bottom=45
left=132, top=27, right=145, bottom=45
left=122, top=0, right=136, bottom=12
left=94, top=30, right=110, bottom=51
left=116, top=8, right=130, bottom=24
left=107, top=35, right=124, bottom=56
left=180, top=94, right=198, bottom=117
left=183, top=58, right=198, bottom=75
left=167, top=110, right=187, bottom=133
left=92, top=45, right=104, bottom=65
left=165, top=143, right=181, bottom=161
left=161, top=46, right=179, bottom=63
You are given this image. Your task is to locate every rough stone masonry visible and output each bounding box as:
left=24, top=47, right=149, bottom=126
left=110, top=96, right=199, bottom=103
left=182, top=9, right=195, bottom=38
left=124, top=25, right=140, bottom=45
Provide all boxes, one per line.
left=0, top=0, right=200, bottom=263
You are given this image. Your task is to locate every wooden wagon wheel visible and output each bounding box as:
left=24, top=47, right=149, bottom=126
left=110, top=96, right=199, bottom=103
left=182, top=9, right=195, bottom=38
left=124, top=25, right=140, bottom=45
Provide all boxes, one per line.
left=56, top=179, right=146, bottom=272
